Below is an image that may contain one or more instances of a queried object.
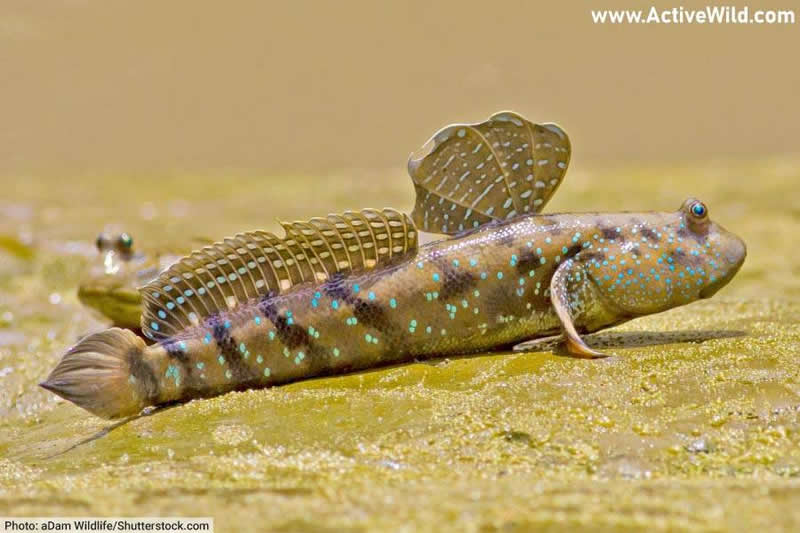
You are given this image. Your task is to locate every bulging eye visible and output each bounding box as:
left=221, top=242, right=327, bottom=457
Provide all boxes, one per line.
left=690, top=201, right=707, bottom=218
left=95, top=233, right=110, bottom=251
left=118, top=233, right=133, bottom=250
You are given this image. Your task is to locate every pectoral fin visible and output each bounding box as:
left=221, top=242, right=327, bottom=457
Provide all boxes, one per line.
left=549, top=258, right=609, bottom=359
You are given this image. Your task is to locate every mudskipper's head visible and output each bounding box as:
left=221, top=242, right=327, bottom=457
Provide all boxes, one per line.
left=77, top=231, right=145, bottom=328
left=583, top=198, right=746, bottom=317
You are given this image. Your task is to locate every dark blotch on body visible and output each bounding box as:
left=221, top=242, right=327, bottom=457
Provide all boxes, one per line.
left=353, top=300, right=396, bottom=335
left=163, top=340, right=203, bottom=392
left=439, top=268, right=477, bottom=300
left=564, top=243, right=583, bottom=258
left=640, top=227, right=659, bottom=243
left=601, top=227, right=618, bottom=241
left=258, top=296, right=329, bottom=364
left=212, top=319, right=260, bottom=383
left=516, top=250, right=541, bottom=275
left=128, top=346, right=160, bottom=401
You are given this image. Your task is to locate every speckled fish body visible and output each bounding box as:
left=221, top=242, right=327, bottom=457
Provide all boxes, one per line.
left=42, top=201, right=745, bottom=419
left=147, top=210, right=740, bottom=385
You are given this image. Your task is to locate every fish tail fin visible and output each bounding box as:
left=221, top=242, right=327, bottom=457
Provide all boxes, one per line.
left=40, top=328, right=151, bottom=419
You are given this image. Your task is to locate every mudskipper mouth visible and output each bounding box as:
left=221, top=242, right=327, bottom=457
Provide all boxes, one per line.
left=699, top=253, right=746, bottom=299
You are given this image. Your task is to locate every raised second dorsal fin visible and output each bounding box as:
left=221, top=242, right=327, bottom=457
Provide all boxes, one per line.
left=407, top=111, right=571, bottom=234
left=140, top=208, right=417, bottom=340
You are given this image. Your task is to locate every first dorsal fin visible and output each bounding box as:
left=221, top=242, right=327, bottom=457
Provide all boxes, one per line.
left=407, top=111, right=571, bottom=234
left=140, top=208, right=417, bottom=340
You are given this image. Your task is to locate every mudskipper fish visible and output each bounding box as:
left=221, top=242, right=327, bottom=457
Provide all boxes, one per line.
left=41, top=111, right=746, bottom=419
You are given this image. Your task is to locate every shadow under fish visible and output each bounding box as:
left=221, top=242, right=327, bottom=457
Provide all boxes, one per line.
left=511, top=329, right=747, bottom=354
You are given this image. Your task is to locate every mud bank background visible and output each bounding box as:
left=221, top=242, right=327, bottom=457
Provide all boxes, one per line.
left=2, top=1, right=800, bottom=532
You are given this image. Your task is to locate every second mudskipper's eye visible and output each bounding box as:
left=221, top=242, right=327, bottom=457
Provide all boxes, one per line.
left=96, top=233, right=111, bottom=251
left=118, top=233, right=133, bottom=250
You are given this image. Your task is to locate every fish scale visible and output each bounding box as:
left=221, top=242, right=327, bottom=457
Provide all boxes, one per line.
left=41, top=112, right=747, bottom=419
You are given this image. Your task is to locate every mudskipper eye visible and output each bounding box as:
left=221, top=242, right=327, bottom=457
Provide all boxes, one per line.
left=119, top=233, right=133, bottom=250
left=690, top=202, right=707, bottom=218
left=96, top=233, right=109, bottom=251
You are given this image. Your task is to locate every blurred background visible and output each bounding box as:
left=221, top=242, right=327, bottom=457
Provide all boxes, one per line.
left=1, top=0, right=798, bottom=179
left=3, top=3, right=800, bottom=527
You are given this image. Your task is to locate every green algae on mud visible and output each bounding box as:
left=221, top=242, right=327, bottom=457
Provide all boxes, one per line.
left=1, top=159, right=800, bottom=531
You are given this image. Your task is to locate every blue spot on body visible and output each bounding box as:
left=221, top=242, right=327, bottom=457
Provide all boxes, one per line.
left=165, top=365, right=180, bottom=386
